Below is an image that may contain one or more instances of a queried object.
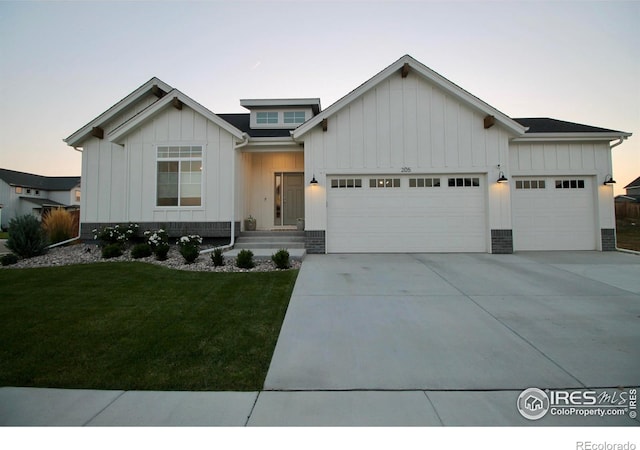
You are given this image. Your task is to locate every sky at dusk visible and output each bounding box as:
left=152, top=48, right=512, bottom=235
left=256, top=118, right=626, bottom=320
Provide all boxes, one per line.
left=0, top=0, right=638, bottom=195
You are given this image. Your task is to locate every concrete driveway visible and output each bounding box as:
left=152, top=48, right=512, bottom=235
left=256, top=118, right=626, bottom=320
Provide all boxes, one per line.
left=265, top=252, right=640, bottom=391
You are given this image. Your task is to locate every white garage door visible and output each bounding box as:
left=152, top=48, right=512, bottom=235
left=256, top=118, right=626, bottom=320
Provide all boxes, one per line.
left=512, top=177, right=596, bottom=251
left=327, top=175, right=486, bottom=253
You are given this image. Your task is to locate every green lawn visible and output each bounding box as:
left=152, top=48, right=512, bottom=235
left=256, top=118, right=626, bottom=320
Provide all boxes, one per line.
left=0, top=232, right=8, bottom=239
left=0, top=262, right=298, bottom=391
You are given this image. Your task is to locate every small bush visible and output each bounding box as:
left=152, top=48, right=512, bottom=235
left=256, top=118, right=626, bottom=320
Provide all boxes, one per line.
left=154, top=244, right=170, bottom=261
left=236, top=249, right=255, bottom=269
left=93, top=223, right=139, bottom=247
left=42, top=208, right=76, bottom=244
left=211, top=248, right=225, bottom=267
left=131, top=243, right=152, bottom=259
left=144, top=228, right=170, bottom=261
left=177, top=235, right=202, bottom=264
left=1, top=254, right=18, bottom=266
left=6, top=215, right=48, bottom=258
left=271, top=249, right=290, bottom=269
left=101, top=243, right=123, bottom=259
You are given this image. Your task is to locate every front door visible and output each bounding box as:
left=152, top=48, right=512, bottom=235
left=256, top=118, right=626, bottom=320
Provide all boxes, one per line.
left=275, top=173, right=304, bottom=226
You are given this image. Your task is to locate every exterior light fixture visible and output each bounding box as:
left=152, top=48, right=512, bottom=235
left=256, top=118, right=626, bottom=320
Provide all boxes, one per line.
left=310, top=175, right=318, bottom=185
left=603, top=175, right=616, bottom=186
left=496, top=164, right=508, bottom=183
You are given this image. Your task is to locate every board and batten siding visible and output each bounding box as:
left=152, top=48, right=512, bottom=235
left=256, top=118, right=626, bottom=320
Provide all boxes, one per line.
left=509, top=141, right=616, bottom=231
left=304, top=71, right=513, bottom=233
left=81, top=104, right=238, bottom=224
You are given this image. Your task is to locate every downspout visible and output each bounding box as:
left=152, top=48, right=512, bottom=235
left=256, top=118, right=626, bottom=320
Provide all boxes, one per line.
left=200, top=133, right=250, bottom=254
left=609, top=137, right=625, bottom=150
left=49, top=146, right=84, bottom=249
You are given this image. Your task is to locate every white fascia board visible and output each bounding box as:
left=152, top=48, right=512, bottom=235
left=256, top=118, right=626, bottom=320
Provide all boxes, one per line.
left=64, top=77, right=172, bottom=147
left=512, top=132, right=632, bottom=143
left=108, top=90, right=245, bottom=143
left=244, top=137, right=300, bottom=148
left=293, top=55, right=527, bottom=140
left=240, top=98, right=321, bottom=109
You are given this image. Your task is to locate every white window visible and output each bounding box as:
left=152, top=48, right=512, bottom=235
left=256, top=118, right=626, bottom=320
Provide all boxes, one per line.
left=516, top=179, right=545, bottom=189
left=370, top=178, right=400, bottom=188
left=283, top=111, right=306, bottom=124
left=555, top=179, right=585, bottom=189
left=15, top=186, right=22, bottom=194
left=448, top=177, right=480, bottom=187
left=75, top=190, right=81, bottom=202
left=409, top=178, right=441, bottom=188
left=156, top=146, right=202, bottom=207
left=256, top=112, right=278, bottom=124
left=331, top=178, right=362, bottom=188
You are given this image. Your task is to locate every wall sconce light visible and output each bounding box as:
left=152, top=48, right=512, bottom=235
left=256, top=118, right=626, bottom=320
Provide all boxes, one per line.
left=310, top=174, right=318, bottom=185
left=496, top=164, right=508, bottom=183
left=603, top=175, right=616, bottom=186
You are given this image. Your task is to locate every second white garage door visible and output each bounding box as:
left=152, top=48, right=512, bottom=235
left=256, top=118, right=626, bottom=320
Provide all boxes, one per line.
left=327, top=175, right=487, bottom=253
left=512, top=176, right=597, bottom=251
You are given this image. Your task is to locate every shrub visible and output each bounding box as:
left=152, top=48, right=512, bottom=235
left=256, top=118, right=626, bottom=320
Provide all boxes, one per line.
left=144, top=228, right=170, bottom=261
left=131, top=243, right=152, bottom=259
left=271, top=249, right=290, bottom=269
left=236, top=249, right=255, bottom=269
left=154, top=244, right=170, bottom=261
left=101, top=243, right=123, bottom=259
left=93, top=223, right=139, bottom=247
left=211, top=248, right=225, bottom=267
left=42, top=208, right=76, bottom=244
left=1, top=254, right=18, bottom=266
left=177, top=234, right=202, bottom=264
left=6, top=215, right=48, bottom=258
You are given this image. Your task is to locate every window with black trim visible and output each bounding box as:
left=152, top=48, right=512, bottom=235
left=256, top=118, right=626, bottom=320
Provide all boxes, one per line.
left=447, top=177, right=480, bottom=187
left=515, top=179, right=546, bottom=189
left=369, top=178, right=400, bottom=188
left=555, top=179, right=585, bottom=189
left=330, top=178, right=362, bottom=189
left=409, top=178, right=441, bottom=188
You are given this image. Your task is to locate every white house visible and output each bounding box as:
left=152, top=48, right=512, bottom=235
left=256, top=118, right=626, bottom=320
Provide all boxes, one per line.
left=0, top=168, right=81, bottom=229
left=64, top=55, right=631, bottom=253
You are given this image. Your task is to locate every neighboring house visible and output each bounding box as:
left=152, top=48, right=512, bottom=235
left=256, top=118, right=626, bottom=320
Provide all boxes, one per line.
left=616, top=176, right=640, bottom=203
left=64, top=55, right=631, bottom=253
left=0, top=168, right=81, bottom=229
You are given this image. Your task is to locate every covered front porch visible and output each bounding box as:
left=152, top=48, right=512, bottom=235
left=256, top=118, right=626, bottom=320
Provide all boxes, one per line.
left=239, top=150, right=305, bottom=232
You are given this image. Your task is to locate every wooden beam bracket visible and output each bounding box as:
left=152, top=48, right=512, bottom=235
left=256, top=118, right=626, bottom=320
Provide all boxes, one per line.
left=483, top=115, right=495, bottom=129
left=321, top=118, right=328, bottom=132
left=401, top=63, right=410, bottom=78
left=172, top=97, right=183, bottom=110
left=91, top=126, right=104, bottom=139
left=151, top=85, right=166, bottom=98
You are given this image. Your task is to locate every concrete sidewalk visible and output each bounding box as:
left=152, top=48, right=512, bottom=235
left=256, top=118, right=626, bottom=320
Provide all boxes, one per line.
left=2, top=387, right=638, bottom=426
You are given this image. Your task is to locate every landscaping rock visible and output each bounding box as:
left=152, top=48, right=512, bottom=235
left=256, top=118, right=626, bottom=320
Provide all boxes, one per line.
left=0, top=243, right=301, bottom=272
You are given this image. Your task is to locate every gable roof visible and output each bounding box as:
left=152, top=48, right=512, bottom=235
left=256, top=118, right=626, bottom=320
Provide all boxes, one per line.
left=0, top=168, right=80, bottom=190
left=293, top=54, right=528, bottom=139
left=20, top=197, right=69, bottom=208
left=65, top=77, right=173, bottom=147
left=624, top=176, right=640, bottom=190
left=108, top=89, right=246, bottom=143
